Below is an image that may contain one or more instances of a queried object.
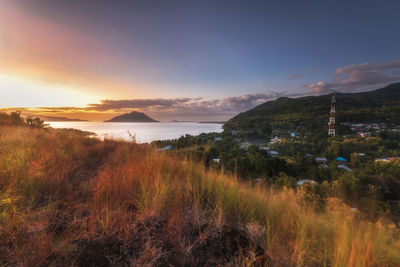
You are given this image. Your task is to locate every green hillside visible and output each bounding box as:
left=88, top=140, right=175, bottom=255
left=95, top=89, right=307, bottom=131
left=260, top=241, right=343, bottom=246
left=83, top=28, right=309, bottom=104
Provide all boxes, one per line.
left=224, top=83, right=400, bottom=138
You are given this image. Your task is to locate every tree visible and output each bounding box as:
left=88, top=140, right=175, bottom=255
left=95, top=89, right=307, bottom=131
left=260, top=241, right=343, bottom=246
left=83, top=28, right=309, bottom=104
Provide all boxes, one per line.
left=25, top=116, right=47, bottom=128
left=273, top=172, right=296, bottom=189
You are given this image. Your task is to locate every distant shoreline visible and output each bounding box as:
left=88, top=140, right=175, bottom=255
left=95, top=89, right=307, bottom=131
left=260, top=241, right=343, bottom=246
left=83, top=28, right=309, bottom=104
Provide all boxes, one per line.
left=198, top=121, right=226, bottom=124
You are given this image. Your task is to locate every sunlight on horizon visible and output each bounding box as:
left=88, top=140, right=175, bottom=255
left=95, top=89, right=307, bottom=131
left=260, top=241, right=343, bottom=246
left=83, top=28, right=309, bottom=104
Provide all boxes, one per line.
left=0, top=73, right=101, bottom=108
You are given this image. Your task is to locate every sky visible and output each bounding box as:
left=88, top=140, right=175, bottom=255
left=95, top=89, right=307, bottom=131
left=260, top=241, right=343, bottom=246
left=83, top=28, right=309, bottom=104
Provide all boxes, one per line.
left=1, top=0, right=400, bottom=121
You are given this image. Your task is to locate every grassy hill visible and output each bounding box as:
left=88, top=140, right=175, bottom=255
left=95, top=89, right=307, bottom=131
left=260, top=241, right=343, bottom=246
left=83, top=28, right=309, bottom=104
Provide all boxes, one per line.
left=224, top=83, right=400, bottom=138
left=1, top=112, right=400, bottom=265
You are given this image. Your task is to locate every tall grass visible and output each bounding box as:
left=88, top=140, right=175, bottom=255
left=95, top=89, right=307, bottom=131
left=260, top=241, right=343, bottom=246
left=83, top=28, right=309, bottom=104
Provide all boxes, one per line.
left=0, top=125, right=399, bottom=266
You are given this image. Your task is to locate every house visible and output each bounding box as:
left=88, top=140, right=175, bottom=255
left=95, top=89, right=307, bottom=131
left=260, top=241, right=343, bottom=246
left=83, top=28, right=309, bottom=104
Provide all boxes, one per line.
left=358, top=153, right=366, bottom=156
left=270, top=136, right=281, bottom=144
left=267, top=150, right=279, bottom=157
left=375, top=158, right=389, bottom=162
left=315, top=157, right=327, bottom=163
left=297, top=179, right=317, bottom=186
left=214, top=137, right=222, bottom=141
left=336, top=156, right=348, bottom=162
left=338, top=165, right=352, bottom=171
left=376, top=157, right=400, bottom=163
left=305, top=153, right=312, bottom=157
left=157, top=145, right=173, bottom=151
left=212, top=158, right=220, bottom=163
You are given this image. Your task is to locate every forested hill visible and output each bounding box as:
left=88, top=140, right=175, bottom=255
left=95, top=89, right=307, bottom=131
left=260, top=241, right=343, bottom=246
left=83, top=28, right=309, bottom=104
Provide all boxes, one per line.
left=223, top=83, right=400, bottom=137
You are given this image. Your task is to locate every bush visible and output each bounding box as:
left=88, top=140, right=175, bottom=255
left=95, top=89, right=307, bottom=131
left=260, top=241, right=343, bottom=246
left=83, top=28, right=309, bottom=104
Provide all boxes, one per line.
left=25, top=116, right=47, bottom=128
left=273, top=172, right=296, bottom=189
left=0, top=111, right=25, bottom=126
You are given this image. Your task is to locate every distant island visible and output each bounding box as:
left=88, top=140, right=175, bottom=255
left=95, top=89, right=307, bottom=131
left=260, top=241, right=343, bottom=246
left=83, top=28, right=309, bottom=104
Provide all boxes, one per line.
left=104, top=111, right=159, bottom=122
left=26, top=114, right=87, bottom=122
left=171, top=120, right=196, bottom=122
left=199, top=121, right=226, bottom=124
left=171, top=120, right=226, bottom=123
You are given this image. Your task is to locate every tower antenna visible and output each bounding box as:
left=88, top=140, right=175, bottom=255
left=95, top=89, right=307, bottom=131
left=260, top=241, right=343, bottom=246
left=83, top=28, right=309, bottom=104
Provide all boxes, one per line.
left=328, top=92, right=336, bottom=136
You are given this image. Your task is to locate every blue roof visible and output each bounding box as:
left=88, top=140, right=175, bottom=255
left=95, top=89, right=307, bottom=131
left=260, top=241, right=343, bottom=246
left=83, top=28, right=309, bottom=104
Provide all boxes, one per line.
left=336, top=156, right=348, bottom=162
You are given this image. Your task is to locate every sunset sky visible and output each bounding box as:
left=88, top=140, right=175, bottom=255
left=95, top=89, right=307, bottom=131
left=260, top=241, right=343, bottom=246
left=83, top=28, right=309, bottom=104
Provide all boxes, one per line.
left=1, top=0, right=400, bottom=121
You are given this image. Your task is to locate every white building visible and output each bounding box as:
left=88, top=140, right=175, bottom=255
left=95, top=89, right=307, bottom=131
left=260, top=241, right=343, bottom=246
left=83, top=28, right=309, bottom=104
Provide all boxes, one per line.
left=315, top=157, right=327, bottom=163
left=297, top=179, right=317, bottom=186
left=267, top=150, right=279, bottom=157
left=338, top=165, right=352, bottom=171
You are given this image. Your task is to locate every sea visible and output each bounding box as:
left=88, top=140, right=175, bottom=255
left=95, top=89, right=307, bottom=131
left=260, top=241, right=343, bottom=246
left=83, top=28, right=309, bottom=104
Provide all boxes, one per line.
left=47, top=121, right=223, bottom=143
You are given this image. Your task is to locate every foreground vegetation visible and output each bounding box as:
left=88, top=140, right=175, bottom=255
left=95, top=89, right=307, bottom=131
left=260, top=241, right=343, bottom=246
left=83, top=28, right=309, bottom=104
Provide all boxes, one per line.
left=153, top=131, right=400, bottom=222
left=1, top=113, right=400, bottom=266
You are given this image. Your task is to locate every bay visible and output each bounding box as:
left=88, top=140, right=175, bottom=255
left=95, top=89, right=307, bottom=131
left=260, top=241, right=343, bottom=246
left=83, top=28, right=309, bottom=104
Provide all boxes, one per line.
left=48, top=121, right=223, bottom=143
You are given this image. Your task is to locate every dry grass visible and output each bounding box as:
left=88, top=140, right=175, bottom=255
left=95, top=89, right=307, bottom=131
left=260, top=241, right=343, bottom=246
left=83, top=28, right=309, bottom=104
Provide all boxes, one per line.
left=0, top=126, right=399, bottom=266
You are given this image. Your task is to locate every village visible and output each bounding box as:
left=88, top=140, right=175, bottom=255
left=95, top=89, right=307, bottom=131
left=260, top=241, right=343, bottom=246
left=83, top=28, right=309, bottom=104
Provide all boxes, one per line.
left=221, top=93, right=400, bottom=185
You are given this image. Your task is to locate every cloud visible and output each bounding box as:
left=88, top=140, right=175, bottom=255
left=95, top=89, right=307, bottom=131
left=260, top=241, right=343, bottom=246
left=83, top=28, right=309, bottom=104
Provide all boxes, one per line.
left=87, top=91, right=303, bottom=115
left=304, top=81, right=327, bottom=93
left=0, top=2, right=140, bottom=96
left=303, top=60, right=400, bottom=93
left=220, top=91, right=301, bottom=110
left=88, top=98, right=194, bottom=111
left=4, top=91, right=303, bottom=121
left=288, top=73, right=303, bottom=80
left=82, top=94, right=277, bottom=117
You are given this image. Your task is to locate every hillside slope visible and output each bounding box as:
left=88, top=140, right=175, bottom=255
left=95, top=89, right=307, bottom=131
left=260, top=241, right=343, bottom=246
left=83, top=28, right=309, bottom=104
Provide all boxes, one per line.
left=224, top=83, right=400, bottom=137
left=0, top=114, right=399, bottom=265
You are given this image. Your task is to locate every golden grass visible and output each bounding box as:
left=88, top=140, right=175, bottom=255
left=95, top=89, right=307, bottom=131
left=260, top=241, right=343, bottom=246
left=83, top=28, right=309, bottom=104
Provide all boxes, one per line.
left=0, top=126, right=399, bottom=266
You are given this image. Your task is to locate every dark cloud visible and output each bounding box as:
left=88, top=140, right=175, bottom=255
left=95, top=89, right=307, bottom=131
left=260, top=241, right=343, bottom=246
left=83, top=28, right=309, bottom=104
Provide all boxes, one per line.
left=87, top=98, right=193, bottom=111
left=303, top=60, right=400, bottom=93
left=21, top=91, right=303, bottom=120
left=288, top=73, right=303, bottom=80
left=221, top=91, right=302, bottom=110
left=84, top=91, right=303, bottom=115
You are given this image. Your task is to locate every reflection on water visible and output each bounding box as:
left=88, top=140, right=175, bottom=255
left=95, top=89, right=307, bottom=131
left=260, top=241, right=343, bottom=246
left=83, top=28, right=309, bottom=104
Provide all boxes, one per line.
left=48, top=121, right=223, bottom=143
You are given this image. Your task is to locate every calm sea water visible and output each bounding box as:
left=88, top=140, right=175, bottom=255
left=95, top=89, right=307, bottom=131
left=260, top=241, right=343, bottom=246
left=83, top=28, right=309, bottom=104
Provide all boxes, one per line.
left=48, top=121, right=223, bottom=143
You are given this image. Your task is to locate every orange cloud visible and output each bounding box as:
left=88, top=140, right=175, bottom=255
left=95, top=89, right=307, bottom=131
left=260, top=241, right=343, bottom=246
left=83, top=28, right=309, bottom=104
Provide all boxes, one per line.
left=0, top=2, right=145, bottom=99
